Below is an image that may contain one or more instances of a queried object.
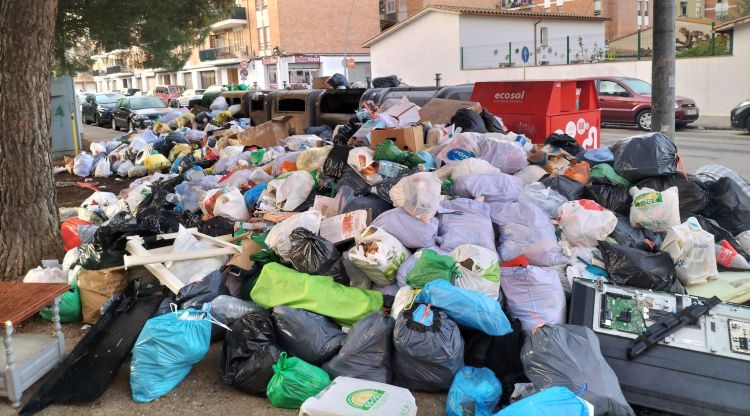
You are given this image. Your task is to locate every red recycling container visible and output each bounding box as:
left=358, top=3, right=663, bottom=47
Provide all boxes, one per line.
left=471, top=80, right=601, bottom=150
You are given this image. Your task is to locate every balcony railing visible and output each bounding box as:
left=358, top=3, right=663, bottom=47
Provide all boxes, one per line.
left=106, top=65, right=132, bottom=74
left=211, top=6, right=247, bottom=30
left=199, top=45, right=248, bottom=61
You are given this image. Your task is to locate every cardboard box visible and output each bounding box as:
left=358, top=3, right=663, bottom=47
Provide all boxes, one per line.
left=235, top=115, right=293, bottom=148
left=312, top=76, right=331, bottom=89
left=78, top=268, right=129, bottom=324
left=418, top=98, right=482, bottom=125
left=369, top=125, right=425, bottom=153
left=320, top=209, right=371, bottom=245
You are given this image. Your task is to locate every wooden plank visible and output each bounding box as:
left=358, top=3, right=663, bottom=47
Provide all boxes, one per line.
left=0, top=283, right=70, bottom=326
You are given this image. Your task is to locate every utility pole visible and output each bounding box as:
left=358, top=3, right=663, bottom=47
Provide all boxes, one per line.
left=652, top=0, right=676, bottom=139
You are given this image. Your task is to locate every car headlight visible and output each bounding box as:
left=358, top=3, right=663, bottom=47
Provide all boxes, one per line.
left=674, top=101, right=680, bottom=109
left=737, top=100, right=750, bottom=108
left=133, top=114, right=149, bottom=121
left=97, top=107, right=109, bottom=113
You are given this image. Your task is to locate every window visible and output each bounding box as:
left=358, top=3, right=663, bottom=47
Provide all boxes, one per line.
left=116, top=98, right=127, bottom=108
left=255, top=0, right=267, bottom=10
left=385, top=0, right=396, bottom=14
left=264, top=26, right=270, bottom=50
left=130, top=96, right=167, bottom=110
left=680, top=1, right=687, bottom=16
left=155, top=86, right=165, bottom=94
left=540, top=27, right=549, bottom=47
left=183, top=73, right=193, bottom=89
left=622, top=78, right=652, bottom=95
left=597, top=80, right=629, bottom=97
left=233, top=30, right=244, bottom=54
left=257, top=27, right=265, bottom=50
left=200, top=71, right=216, bottom=89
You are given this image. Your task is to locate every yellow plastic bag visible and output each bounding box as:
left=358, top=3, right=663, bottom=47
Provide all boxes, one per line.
left=144, top=154, right=171, bottom=172
left=169, top=144, right=192, bottom=162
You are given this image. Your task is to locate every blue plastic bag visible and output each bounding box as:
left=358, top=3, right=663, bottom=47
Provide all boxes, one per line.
left=416, top=280, right=512, bottom=336
left=244, top=184, right=267, bottom=210
left=130, top=309, right=212, bottom=403
left=495, top=386, right=590, bottom=416
left=446, top=366, right=502, bottom=416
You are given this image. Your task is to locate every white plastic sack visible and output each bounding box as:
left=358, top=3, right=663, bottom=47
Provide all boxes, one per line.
left=266, top=170, right=315, bottom=211
left=450, top=244, right=501, bottom=299
left=23, top=267, right=68, bottom=284
left=270, top=151, right=300, bottom=176
left=186, top=129, right=207, bottom=142
left=127, top=165, right=148, bottom=178
left=167, top=226, right=226, bottom=284
left=210, top=96, right=229, bottom=111
left=661, top=217, right=719, bottom=286
left=436, top=132, right=480, bottom=166
left=391, top=285, right=416, bottom=319
left=389, top=172, right=442, bottom=222
left=116, top=159, right=134, bottom=177
left=94, top=157, right=113, bottom=177
left=492, top=202, right=568, bottom=266
left=514, top=165, right=548, bottom=185
left=213, top=187, right=250, bottom=221
left=62, top=247, right=81, bottom=272
left=519, top=182, right=568, bottom=218
left=501, top=266, right=567, bottom=334
left=737, top=230, right=750, bottom=255
left=73, top=152, right=94, bottom=177
left=266, top=209, right=323, bottom=262
left=78, top=192, right=118, bottom=223
left=629, top=186, right=681, bottom=232
left=347, top=147, right=381, bottom=184
left=451, top=158, right=500, bottom=179
left=371, top=207, right=438, bottom=249
left=126, top=184, right=151, bottom=214
left=227, top=104, right=241, bottom=116
left=104, top=199, right=128, bottom=219
left=452, top=172, right=523, bottom=204
left=90, top=142, right=107, bottom=156
left=348, top=226, right=410, bottom=287
left=395, top=246, right=449, bottom=287
left=479, top=138, right=529, bottom=174
left=280, top=135, right=323, bottom=151
left=558, top=200, right=618, bottom=247
left=296, top=145, right=332, bottom=171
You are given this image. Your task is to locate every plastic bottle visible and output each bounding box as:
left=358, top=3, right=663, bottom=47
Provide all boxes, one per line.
left=715, top=243, right=750, bottom=270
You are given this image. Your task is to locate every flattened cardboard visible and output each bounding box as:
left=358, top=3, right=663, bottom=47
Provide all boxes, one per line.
left=419, top=98, right=482, bottom=125
left=312, top=76, right=331, bottom=89
left=226, top=238, right=263, bottom=271
left=369, top=125, right=425, bottom=153
left=320, top=209, right=371, bottom=244
left=236, top=115, right=293, bottom=148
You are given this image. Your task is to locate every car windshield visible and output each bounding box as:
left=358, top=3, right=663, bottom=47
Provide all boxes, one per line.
left=168, top=86, right=186, bottom=93
left=96, top=93, right=124, bottom=104
left=130, top=96, right=167, bottom=110
left=195, top=89, right=205, bottom=94
left=622, top=78, right=652, bottom=95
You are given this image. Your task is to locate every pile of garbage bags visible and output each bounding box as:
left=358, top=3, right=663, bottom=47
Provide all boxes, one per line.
left=43, top=96, right=750, bottom=415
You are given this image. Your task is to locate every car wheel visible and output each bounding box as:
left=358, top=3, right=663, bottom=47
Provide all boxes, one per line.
left=636, top=109, right=652, bottom=131
left=94, top=114, right=101, bottom=127
left=675, top=122, right=687, bottom=129
left=112, top=117, right=119, bottom=131
left=746, top=116, right=750, bottom=134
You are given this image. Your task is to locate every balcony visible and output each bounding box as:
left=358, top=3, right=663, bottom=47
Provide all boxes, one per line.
left=106, top=65, right=132, bottom=74
left=92, top=69, right=103, bottom=76
left=211, top=6, right=247, bottom=31
left=199, top=45, right=248, bottom=61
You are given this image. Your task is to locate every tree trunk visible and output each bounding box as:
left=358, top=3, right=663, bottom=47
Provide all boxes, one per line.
left=0, top=0, right=62, bottom=280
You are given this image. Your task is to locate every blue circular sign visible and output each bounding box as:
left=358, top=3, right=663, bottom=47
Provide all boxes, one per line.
left=521, top=47, right=530, bottom=63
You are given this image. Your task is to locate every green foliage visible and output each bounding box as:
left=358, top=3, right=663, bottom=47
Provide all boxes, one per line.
left=676, top=35, right=730, bottom=57
left=54, top=0, right=233, bottom=76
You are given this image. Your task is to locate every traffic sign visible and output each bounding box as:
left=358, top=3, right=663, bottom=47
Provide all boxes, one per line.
left=240, top=61, right=249, bottom=69
left=521, top=47, right=530, bottom=64
left=240, top=68, right=248, bottom=79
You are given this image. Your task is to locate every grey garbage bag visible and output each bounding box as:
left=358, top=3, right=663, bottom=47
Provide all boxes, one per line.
left=371, top=208, right=438, bottom=250
left=453, top=172, right=524, bottom=204
left=322, top=311, right=395, bottom=383
left=492, top=202, right=568, bottom=266
left=500, top=267, right=566, bottom=334
left=271, top=306, right=346, bottom=365
left=393, top=304, right=464, bottom=392
left=478, top=139, right=529, bottom=174
left=437, top=198, right=495, bottom=253
left=521, top=324, right=635, bottom=416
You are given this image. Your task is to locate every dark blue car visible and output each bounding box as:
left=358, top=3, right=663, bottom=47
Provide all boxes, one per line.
left=81, top=92, right=124, bottom=127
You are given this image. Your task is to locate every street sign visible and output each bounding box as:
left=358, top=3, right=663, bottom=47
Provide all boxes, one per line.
left=240, top=61, right=248, bottom=69
left=240, top=68, right=248, bottom=79
left=521, top=47, right=530, bottom=64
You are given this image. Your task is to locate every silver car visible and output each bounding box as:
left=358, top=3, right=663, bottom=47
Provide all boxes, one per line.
left=177, top=89, right=205, bottom=107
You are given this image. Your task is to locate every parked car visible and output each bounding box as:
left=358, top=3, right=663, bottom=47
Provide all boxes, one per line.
left=111, top=96, right=171, bottom=131
left=582, top=76, right=699, bottom=130
left=177, top=89, right=205, bottom=107
left=120, top=88, right=141, bottom=96
left=153, top=85, right=186, bottom=107
left=81, top=92, right=125, bottom=127
left=730, top=98, right=750, bottom=133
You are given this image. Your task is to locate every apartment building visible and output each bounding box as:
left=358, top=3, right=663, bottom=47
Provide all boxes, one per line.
left=705, top=0, right=738, bottom=19
left=92, top=0, right=380, bottom=92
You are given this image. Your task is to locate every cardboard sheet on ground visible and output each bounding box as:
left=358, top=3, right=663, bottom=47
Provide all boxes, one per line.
left=233, top=116, right=292, bottom=148
left=419, top=98, right=482, bottom=125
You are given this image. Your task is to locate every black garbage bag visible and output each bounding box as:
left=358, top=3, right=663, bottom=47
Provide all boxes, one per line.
left=702, top=176, right=750, bottom=235
left=327, top=73, right=349, bottom=89
left=540, top=175, right=585, bottom=201
left=599, top=241, right=685, bottom=294
left=372, top=75, right=400, bottom=88
left=480, top=108, right=507, bottom=134
left=333, top=124, right=356, bottom=145
left=323, top=311, right=395, bottom=383
left=198, top=216, right=235, bottom=237
left=392, top=304, right=464, bottom=392
left=522, top=324, right=635, bottom=416
left=324, top=144, right=353, bottom=178
left=219, top=310, right=281, bottom=396
left=690, top=214, right=750, bottom=260
left=289, top=228, right=340, bottom=275
left=584, top=178, right=632, bottom=215
left=291, top=190, right=318, bottom=213
left=78, top=213, right=160, bottom=270
left=335, top=166, right=370, bottom=195
left=271, top=306, right=346, bottom=365
left=343, top=195, right=393, bottom=220
left=194, top=112, right=214, bottom=129
left=610, top=132, right=679, bottom=183
left=163, top=131, right=188, bottom=156
left=305, top=125, right=333, bottom=139
left=637, top=173, right=709, bottom=215
left=610, top=214, right=664, bottom=252
left=450, top=108, right=487, bottom=133
left=175, top=270, right=230, bottom=310
left=544, top=132, right=584, bottom=156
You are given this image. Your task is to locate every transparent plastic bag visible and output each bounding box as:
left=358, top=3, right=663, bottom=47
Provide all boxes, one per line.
left=558, top=200, right=618, bottom=247
left=73, top=152, right=94, bottom=177
left=213, top=187, right=250, bottom=221
left=348, top=226, right=410, bottom=287
left=518, top=182, right=568, bottom=218
left=661, top=217, right=719, bottom=285
left=629, top=186, right=681, bottom=232
left=389, top=172, right=442, bottom=222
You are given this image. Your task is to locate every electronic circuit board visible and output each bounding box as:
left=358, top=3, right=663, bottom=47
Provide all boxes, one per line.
left=600, top=293, right=646, bottom=334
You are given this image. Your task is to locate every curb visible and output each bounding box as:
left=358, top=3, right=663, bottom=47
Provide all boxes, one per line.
left=684, top=124, right=739, bottom=131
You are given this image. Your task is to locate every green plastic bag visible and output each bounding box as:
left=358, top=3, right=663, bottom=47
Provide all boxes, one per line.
left=266, top=352, right=331, bottom=409
left=249, top=231, right=279, bottom=265
left=39, top=284, right=82, bottom=323
left=250, top=263, right=383, bottom=326
left=406, top=249, right=460, bottom=289
left=374, top=140, right=424, bottom=168
left=441, top=178, right=455, bottom=196
left=590, top=164, right=630, bottom=187
left=249, top=148, right=266, bottom=165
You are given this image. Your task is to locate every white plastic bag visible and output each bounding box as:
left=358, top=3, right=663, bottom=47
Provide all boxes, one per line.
left=94, top=157, right=113, bottom=177
left=73, top=152, right=94, bottom=177
left=478, top=138, right=529, bottom=174
left=519, top=182, right=568, bottom=218
left=558, top=199, right=618, bottom=247
left=227, top=104, right=241, bottom=116
left=167, top=226, right=226, bottom=284
left=116, top=159, right=134, bottom=177
left=661, top=217, right=718, bottom=286
left=210, top=96, right=229, bottom=111
left=348, top=226, right=410, bottom=287
left=213, top=187, right=250, bottom=221
left=78, top=191, right=118, bottom=223
left=450, top=244, right=500, bottom=299
left=389, top=172, right=442, bottom=222
left=266, top=170, right=315, bottom=211
left=629, top=186, right=681, bottom=232
left=126, top=184, right=151, bottom=214
left=451, top=158, right=500, bottom=179
left=23, top=267, right=68, bottom=284
left=62, top=247, right=81, bottom=272
left=436, top=132, right=480, bottom=166
left=391, top=285, right=417, bottom=319
left=737, top=230, right=750, bottom=255
left=266, top=209, right=323, bottom=262
left=347, top=147, right=381, bottom=184
left=297, top=145, right=332, bottom=171
left=90, top=142, right=107, bottom=156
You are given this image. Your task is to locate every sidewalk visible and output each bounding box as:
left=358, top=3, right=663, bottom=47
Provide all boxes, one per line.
left=686, top=115, right=735, bottom=130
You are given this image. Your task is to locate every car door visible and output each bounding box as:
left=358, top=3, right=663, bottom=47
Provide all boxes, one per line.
left=597, top=80, right=635, bottom=124
left=113, top=98, right=128, bottom=128
left=82, top=94, right=95, bottom=122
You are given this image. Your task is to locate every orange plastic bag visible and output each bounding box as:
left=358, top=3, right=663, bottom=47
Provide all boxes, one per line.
left=564, top=161, right=591, bottom=185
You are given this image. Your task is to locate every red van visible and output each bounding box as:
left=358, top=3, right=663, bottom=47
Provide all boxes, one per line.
left=152, top=85, right=186, bottom=107
left=582, top=77, right=699, bottom=130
